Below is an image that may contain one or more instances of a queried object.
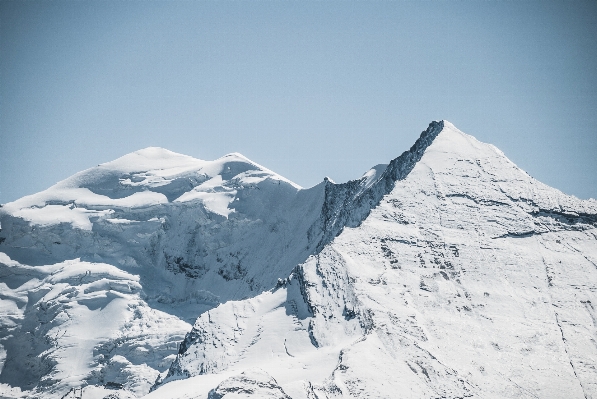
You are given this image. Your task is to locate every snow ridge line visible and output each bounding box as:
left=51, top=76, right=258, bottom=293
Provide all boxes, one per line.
left=310, top=120, right=445, bottom=252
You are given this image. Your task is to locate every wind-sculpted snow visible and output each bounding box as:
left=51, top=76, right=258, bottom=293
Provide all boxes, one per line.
left=1, top=122, right=596, bottom=399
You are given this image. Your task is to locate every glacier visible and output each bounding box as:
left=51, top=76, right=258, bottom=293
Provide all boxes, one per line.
left=0, top=121, right=596, bottom=399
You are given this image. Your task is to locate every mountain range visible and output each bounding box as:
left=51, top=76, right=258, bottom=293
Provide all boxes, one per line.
left=1, top=121, right=596, bottom=399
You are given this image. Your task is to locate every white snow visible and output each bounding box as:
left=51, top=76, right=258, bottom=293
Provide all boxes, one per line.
left=0, top=146, right=322, bottom=398
left=1, top=122, right=596, bottom=399
left=2, top=147, right=299, bottom=230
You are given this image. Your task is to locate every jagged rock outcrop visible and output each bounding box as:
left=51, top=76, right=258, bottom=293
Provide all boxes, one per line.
left=310, top=120, right=445, bottom=252
left=207, top=369, right=292, bottom=399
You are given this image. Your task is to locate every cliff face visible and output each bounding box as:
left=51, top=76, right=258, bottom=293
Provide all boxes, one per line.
left=1, top=122, right=596, bottom=399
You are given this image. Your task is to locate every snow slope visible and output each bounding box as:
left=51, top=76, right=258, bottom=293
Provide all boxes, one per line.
left=1, top=121, right=596, bottom=399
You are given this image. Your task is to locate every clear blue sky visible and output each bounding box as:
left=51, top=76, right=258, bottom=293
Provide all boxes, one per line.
left=1, top=0, right=596, bottom=203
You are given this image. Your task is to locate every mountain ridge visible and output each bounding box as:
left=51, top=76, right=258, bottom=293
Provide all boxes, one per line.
left=153, top=121, right=597, bottom=399
left=1, top=121, right=596, bottom=399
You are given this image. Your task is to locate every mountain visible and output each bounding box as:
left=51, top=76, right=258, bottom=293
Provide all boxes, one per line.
left=0, top=146, right=329, bottom=398
left=1, top=121, right=596, bottom=399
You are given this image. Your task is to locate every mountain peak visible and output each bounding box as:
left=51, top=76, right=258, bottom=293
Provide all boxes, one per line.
left=100, top=147, right=205, bottom=174
left=424, top=119, right=516, bottom=170
left=441, top=119, right=456, bottom=129
left=132, top=146, right=178, bottom=156
left=220, top=152, right=250, bottom=161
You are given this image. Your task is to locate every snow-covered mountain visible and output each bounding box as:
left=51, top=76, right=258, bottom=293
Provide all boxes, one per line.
left=1, top=121, right=596, bottom=399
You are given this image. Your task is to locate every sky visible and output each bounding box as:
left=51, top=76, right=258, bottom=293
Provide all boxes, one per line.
left=1, top=0, right=596, bottom=204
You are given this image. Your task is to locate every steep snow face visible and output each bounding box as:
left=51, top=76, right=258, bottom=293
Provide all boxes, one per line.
left=158, top=122, right=597, bottom=399
left=0, top=253, right=188, bottom=398
left=0, top=148, right=329, bottom=398
left=0, top=147, right=319, bottom=301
